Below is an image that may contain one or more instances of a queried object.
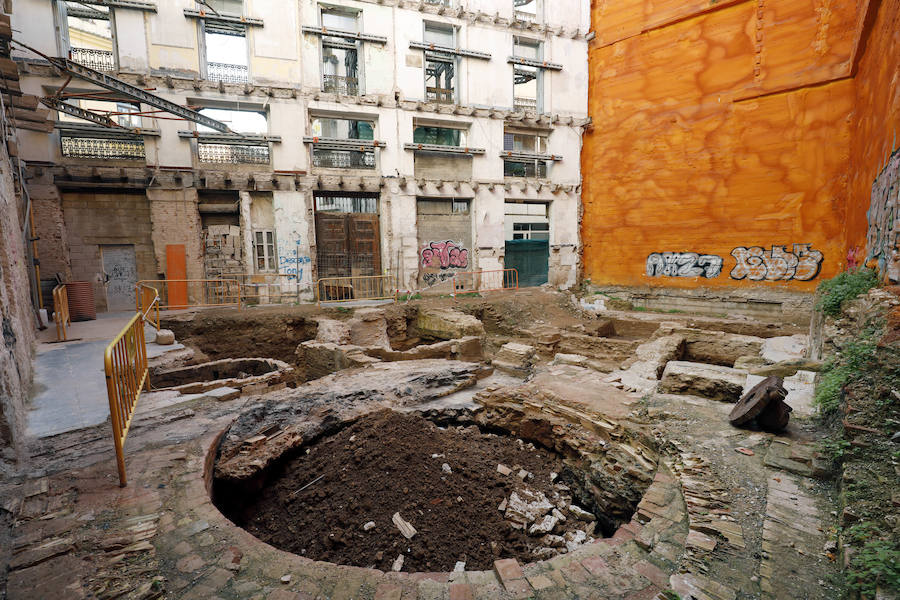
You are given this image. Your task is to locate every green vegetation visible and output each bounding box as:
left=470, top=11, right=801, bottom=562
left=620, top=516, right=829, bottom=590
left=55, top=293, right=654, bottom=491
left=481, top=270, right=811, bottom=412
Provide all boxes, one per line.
left=843, top=524, right=900, bottom=596
left=397, top=293, right=422, bottom=301
left=817, top=438, right=851, bottom=461
left=813, top=338, right=877, bottom=415
left=816, top=268, right=880, bottom=317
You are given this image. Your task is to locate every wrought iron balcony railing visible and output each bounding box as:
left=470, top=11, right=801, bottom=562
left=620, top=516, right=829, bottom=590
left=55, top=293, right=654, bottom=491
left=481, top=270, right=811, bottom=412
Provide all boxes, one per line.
left=426, top=86, right=454, bottom=105
left=69, top=47, right=116, bottom=72
left=198, top=142, right=269, bottom=164
left=312, top=148, right=376, bottom=169
left=514, top=10, right=537, bottom=23
left=503, top=158, right=548, bottom=178
left=424, top=0, right=452, bottom=5
left=207, top=61, right=249, bottom=84
left=61, top=136, right=145, bottom=160
left=513, top=96, right=538, bottom=112
left=323, top=74, right=359, bottom=96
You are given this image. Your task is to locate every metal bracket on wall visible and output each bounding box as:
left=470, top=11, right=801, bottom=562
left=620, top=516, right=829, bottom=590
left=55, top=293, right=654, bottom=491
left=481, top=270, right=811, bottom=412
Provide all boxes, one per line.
left=507, top=56, right=563, bottom=71
left=403, top=143, right=485, bottom=155
left=501, top=150, right=562, bottom=161
left=300, top=25, right=387, bottom=45
left=409, top=42, right=491, bottom=60
left=183, top=9, right=264, bottom=27
left=303, top=137, right=385, bottom=149
left=60, top=0, right=157, bottom=11
left=177, top=131, right=281, bottom=144
left=45, top=57, right=232, bottom=133
left=54, top=121, right=160, bottom=138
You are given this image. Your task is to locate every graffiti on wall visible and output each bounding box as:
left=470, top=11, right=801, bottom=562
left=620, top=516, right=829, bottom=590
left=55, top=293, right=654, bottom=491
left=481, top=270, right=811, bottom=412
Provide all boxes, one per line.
left=646, top=252, right=724, bottom=279
left=279, top=252, right=311, bottom=282
left=421, top=240, right=469, bottom=270
left=730, top=244, right=823, bottom=281
left=866, top=150, right=899, bottom=281
left=645, top=244, right=824, bottom=281
left=420, top=240, right=469, bottom=287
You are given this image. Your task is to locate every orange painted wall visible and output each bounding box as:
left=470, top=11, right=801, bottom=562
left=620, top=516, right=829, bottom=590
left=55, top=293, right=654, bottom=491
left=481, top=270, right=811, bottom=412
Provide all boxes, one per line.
left=846, top=1, right=900, bottom=258
left=581, top=0, right=895, bottom=292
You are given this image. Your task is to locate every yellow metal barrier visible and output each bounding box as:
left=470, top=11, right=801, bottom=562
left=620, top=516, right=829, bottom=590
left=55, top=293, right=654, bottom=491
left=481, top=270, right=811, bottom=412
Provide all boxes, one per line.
left=315, top=274, right=397, bottom=304
left=104, top=312, right=149, bottom=487
left=52, top=284, right=71, bottom=342
left=136, top=283, right=160, bottom=330
left=136, top=279, right=241, bottom=311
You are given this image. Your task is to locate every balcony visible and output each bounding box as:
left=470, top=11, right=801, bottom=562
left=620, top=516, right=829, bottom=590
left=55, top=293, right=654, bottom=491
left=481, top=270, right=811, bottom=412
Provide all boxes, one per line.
left=323, top=74, right=359, bottom=96
left=69, top=47, right=115, bottom=72
left=514, top=96, right=538, bottom=112
left=424, top=0, right=452, bottom=5
left=514, top=10, right=537, bottom=23
left=504, top=158, right=547, bottom=178
left=425, top=86, right=454, bottom=105
left=312, top=148, right=375, bottom=169
left=207, top=62, right=249, bottom=84
left=198, top=142, right=269, bottom=164
left=61, top=136, right=144, bottom=160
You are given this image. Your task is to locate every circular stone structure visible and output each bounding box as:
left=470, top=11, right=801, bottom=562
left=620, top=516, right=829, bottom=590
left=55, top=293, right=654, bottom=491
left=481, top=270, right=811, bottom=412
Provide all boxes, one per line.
left=151, top=357, right=293, bottom=394
left=211, top=390, right=663, bottom=574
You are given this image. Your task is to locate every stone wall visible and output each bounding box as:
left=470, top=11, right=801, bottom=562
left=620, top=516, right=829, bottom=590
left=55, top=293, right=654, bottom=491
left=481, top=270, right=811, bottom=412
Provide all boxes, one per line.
left=582, top=0, right=898, bottom=292
left=0, top=139, right=36, bottom=467
left=148, top=188, right=204, bottom=282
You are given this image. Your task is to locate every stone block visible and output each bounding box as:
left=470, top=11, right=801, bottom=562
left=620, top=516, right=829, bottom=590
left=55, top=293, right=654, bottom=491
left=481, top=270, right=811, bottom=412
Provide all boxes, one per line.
left=658, top=361, right=746, bottom=402
left=416, top=308, right=484, bottom=340
left=492, top=342, right=536, bottom=375
left=205, top=387, right=240, bottom=402
left=155, top=329, right=175, bottom=345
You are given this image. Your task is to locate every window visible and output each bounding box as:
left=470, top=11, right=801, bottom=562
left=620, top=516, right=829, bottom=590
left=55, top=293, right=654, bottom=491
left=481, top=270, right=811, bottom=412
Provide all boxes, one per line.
left=513, top=222, right=549, bottom=240
left=513, top=37, right=542, bottom=112
left=503, top=130, right=549, bottom=177
left=197, top=108, right=270, bottom=164
left=315, top=194, right=378, bottom=214
left=514, top=0, right=541, bottom=23
left=504, top=132, right=547, bottom=154
left=320, top=8, right=360, bottom=96
left=61, top=2, right=116, bottom=71
left=413, top=126, right=465, bottom=146
left=310, top=117, right=376, bottom=169
left=200, top=0, right=249, bottom=84
left=423, top=23, right=456, bottom=104
left=452, top=199, right=469, bottom=214
left=254, top=230, right=276, bottom=272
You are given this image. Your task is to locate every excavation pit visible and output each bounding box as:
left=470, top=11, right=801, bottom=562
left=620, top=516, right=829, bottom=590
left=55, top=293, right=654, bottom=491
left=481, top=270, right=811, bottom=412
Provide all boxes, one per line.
left=212, top=408, right=656, bottom=573
left=151, top=357, right=294, bottom=394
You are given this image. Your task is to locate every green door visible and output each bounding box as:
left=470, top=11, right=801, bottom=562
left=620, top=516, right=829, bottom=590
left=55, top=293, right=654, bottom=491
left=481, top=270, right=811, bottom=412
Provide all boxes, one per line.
left=505, top=239, right=549, bottom=287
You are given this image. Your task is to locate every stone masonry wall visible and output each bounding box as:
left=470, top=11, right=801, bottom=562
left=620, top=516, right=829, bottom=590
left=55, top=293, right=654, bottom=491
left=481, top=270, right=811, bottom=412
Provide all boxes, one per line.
left=0, top=139, right=36, bottom=467
left=148, top=188, right=204, bottom=282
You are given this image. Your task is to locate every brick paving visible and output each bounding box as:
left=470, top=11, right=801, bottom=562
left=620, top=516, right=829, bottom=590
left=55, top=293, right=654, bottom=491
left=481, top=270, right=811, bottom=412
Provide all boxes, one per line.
left=2, top=364, right=842, bottom=599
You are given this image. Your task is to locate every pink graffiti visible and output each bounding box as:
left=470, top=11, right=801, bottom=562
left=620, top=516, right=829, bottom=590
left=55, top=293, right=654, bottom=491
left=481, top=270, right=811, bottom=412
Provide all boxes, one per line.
left=421, top=241, right=468, bottom=270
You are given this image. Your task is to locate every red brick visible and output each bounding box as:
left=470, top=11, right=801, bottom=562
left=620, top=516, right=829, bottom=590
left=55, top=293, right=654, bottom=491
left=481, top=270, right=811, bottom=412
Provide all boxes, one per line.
left=624, top=585, right=663, bottom=600
left=449, top=583, right=475, bottom=600
left=560, top=561, right=591, bottom=584
left=501, top=577, right=534, bottom=599
left=494, top=558, right=524, bottom=584
left=580, top=555, right=609, bottom=576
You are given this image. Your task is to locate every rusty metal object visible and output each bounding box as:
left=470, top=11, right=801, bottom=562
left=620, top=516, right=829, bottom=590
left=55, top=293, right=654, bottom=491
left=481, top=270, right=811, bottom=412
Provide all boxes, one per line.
left=730, top=376, right=792, bottom=431
left=729, top=376, right=786, bottom=425
left=757, top=398, right=793, bottom=431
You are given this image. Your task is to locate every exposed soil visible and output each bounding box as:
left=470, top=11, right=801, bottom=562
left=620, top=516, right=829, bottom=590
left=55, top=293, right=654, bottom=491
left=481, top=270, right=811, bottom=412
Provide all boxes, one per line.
left=151, top=358, right=278, bottom=388
left=216, top=410, right=599, bottom=572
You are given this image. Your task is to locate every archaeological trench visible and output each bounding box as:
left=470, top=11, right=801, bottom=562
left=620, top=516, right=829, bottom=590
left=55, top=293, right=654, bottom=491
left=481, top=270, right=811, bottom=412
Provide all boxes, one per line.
left=11, top=288, right=865, bottom=600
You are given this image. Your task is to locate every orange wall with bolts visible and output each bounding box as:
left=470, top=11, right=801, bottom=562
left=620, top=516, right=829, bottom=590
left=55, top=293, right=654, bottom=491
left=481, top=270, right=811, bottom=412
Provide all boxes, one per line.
left=581, top=0, right=892, bottom=292
left=846, top=1, right=900, bottom=257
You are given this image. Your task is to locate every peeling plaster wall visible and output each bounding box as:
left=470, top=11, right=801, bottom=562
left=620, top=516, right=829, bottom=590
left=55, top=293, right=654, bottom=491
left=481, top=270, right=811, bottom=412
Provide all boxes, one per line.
left=582, top=0, right=867, bottom=292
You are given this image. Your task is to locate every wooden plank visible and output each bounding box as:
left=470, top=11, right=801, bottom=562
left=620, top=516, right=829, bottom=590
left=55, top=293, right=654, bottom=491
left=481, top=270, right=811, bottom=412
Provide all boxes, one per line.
left=14, top=119, right=54, bottom=133
left=0, top=57, right=18, bottom=79
left=11, top=95, right=39, bottom=111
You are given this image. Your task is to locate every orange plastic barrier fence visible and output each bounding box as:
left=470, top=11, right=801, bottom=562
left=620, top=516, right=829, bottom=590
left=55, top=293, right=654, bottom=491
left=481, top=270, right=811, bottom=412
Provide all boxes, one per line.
left=451, top=269, right=519, bottom=294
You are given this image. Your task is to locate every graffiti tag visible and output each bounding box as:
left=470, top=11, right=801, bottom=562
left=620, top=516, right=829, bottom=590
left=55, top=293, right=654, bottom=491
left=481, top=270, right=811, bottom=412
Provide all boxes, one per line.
left=278, top=250, right=311, bottom=282
left=646, top=252, right=723, bottom=279
left=730, top=244, right=823, bottom=281
left=866, top=150, right=898, bottom=280
left=421, top=240, right=469, bottom=270
left=422, top=271, right=457, bottom=286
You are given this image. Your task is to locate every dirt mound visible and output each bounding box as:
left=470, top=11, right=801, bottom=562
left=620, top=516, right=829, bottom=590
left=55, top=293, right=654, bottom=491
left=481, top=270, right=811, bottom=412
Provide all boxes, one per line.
left=217, top=410, right=599, bottom=572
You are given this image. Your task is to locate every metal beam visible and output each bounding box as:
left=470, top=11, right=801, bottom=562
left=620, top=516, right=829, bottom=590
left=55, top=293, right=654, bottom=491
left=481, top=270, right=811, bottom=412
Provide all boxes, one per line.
left=64, top=0, right=157, bottom=11
left=507, top=56, right=563, bottom=71
left=178, top=130, right=281, bottom=144
left=46, top=57, right=231, bottom=132
left=41, top=96, right=123, bottom=130
left=409, top=41, right=491, bottom=60
left=54, top=121, right=160, bottom=138
left=303, top=137, right=385, bottom=149
left=183, top=9, right=263, bottom=27
left=301, top=25, right=387, bottom=45
left=403, top=143, right=485, bottom=155
left=501, top=151, right=562, bottom=161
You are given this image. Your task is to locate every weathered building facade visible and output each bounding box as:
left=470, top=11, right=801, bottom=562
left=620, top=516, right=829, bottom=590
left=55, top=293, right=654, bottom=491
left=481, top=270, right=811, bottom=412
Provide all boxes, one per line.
left=581, top=0, right=900, bottom=295
left=13, top=0, right=589, bottom=311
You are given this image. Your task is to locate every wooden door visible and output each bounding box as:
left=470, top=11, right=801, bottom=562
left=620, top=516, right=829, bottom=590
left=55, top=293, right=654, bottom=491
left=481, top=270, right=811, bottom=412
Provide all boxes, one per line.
left=166, top=244, right=188, bottom=309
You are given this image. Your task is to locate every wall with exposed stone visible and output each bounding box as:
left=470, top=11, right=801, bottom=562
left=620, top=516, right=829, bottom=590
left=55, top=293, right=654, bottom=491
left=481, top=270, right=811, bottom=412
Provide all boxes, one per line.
left=0, top=137, right=36, bottom=468
left=582, top=0, right=898, bottom=292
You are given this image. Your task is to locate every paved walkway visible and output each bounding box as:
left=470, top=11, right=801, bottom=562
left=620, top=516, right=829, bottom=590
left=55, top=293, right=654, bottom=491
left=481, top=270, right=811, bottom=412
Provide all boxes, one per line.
left=27, top=312, right=184, bottom=439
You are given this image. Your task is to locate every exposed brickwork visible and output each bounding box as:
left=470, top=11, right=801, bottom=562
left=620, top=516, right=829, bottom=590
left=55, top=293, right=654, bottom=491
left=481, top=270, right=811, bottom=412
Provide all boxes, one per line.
left=148, top=188, right=205, bottom=282
left=29, top=185, right=72, bottom=286
left=0, top=140, right=35, bottom=466
left=61, top=191, right=156, bottom=312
